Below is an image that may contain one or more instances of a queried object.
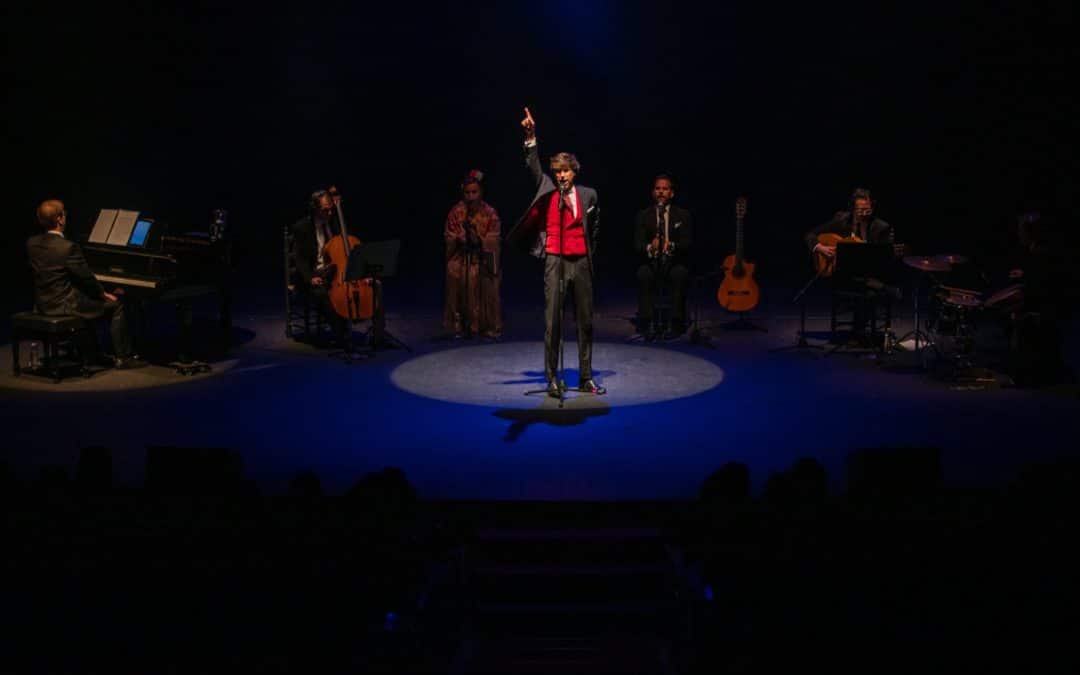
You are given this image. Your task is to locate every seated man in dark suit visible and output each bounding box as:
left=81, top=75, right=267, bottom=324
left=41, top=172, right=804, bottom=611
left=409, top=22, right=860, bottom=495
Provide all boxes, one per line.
left=290, top=188, right=388, bottom=347
left=291, top=189, right=349, bottom=343
left=27, top=199, right=134, bottom=366
left=635, top=175, right=693, bottom=339
left=804, top=188, right=901, bottom=345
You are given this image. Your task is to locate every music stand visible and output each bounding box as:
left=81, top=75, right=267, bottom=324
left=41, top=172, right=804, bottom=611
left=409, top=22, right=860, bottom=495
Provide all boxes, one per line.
left=769, top=269, right=826, bottom=355
left=685, top=270, right=719, bottom=348
left=346, top=239, right=411, bottom=354
left=826, top=243, right=895, bottom=356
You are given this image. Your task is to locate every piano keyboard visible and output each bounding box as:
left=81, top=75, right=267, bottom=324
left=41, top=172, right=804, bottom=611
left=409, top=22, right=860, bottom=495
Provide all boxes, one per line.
left=94, top=273, right=163, bottom=289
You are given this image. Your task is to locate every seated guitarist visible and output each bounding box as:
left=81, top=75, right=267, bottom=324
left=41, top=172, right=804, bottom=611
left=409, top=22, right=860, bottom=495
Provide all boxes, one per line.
left=635, top=175, right=693, bottom=339
left=804, top=187, right=894, bottom=256
left=804, top=188, right=901, bottom=344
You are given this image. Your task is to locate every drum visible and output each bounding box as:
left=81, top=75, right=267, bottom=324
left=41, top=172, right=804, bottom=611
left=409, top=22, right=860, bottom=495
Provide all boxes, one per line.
left=929, top=287, right=981, bottom=356
left=984, top=284, right=1024, bottom=312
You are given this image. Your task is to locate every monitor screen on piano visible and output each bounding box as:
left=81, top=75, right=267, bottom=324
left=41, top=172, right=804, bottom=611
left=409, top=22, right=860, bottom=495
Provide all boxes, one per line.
left=129, top=219, right=153, bottom=247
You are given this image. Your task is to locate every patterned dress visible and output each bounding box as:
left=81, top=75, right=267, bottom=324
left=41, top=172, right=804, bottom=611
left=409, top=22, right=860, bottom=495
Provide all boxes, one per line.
left=444, top=200, right=502, bottom=336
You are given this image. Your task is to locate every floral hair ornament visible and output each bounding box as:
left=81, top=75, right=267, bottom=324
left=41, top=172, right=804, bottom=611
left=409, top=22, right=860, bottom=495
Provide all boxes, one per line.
left=462, top=169, right=484, bottom=187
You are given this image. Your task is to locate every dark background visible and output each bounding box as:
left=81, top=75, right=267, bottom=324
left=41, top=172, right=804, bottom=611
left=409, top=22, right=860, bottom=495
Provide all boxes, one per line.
left=4, top=2, right=1076, bottom=315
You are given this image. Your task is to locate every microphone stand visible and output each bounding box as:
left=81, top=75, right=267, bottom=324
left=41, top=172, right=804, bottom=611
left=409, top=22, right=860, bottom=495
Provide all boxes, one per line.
left=523, top=187, right=571, bottom=408
left=556, top=189, right=569, bottom=407
left=462, top=214, right=475, bottom=338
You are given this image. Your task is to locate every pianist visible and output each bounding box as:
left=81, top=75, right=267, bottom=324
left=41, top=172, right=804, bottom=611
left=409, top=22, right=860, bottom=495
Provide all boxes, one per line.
left=27, top=199, right=136, bottom=367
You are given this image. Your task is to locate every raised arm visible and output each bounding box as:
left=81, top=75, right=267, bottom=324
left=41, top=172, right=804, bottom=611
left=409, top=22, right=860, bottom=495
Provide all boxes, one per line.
left=521, top=107, right=544, bottom=189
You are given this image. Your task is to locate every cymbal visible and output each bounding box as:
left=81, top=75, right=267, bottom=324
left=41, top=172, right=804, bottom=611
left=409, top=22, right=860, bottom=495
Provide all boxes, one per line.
left=933, top=254, right=968, bottom=265
left=903, top=255, right=951, bottom=272
left=942, top=293, right=982, bottom=308
left=938, top=285, right=979, bottom=296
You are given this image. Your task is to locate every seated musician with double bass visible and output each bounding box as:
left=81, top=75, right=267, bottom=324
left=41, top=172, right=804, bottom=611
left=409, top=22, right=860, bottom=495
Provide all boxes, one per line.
left=291, top=189, right=350, bottom=344
left=635, top=175, right=693, bottom=340
left=804, top=188, right=901, bottom=344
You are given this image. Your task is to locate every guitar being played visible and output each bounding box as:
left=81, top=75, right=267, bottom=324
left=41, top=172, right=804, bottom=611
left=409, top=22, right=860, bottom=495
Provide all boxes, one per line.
left=803, top=188, right=905, bottom=344
left=806, top=188, right=906, bottom=277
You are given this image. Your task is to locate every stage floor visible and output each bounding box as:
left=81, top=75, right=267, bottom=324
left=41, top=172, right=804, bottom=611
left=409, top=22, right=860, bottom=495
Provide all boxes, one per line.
left=2, top=286, right=1078, bottom=500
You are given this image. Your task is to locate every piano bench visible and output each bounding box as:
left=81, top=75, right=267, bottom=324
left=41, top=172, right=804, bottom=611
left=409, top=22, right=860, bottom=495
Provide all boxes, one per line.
left=10, top=312, right=92, bottom=382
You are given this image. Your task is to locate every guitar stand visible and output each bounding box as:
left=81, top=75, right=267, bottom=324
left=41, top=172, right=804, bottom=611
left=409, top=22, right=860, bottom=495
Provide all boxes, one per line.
left=719, top=311, right=768, bottom=332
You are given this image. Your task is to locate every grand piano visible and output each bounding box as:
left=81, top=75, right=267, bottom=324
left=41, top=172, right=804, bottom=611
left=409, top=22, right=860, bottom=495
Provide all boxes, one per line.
left=81, top=209, right=233, bottom=364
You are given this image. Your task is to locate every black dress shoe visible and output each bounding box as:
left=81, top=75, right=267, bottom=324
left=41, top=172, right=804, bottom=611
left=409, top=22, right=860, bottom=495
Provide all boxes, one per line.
left=580, top=378, right=607, bottom=395
left=546, top=380, right=561, bottom=398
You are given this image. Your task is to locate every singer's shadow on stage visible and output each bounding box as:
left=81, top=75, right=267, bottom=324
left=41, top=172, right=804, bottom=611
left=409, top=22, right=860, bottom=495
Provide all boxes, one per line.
left=494, top=369, right=613, bottom=443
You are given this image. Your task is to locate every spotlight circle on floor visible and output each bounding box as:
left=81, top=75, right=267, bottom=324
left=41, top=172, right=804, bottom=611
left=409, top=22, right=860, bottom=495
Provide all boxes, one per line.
left=390, top=341, right=724, bottom=409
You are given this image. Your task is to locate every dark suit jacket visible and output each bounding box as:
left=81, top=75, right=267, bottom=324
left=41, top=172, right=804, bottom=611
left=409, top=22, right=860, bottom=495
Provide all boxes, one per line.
left=510, top=142, right=600, bottom=273
left=804, top=212, right=894, bottom=253
left=290, top=214, right=339, bottom=288
left=634, top=204, right=693, bottom=263
left=27, top=231, right=105, bottom=316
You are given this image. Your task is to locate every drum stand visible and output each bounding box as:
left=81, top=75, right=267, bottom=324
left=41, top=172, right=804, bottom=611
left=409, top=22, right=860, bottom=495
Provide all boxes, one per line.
left=929, top=296, right=991, bottom=383
left=894, top=270, right=938, bottom=367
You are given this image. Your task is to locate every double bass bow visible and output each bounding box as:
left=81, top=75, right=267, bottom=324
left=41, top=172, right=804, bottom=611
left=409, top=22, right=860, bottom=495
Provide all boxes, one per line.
left=323, top=185, right=374, bottom=321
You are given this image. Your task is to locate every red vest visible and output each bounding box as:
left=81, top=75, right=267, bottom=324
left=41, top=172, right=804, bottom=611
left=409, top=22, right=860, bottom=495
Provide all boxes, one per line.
left=544, top=189, right=587, bottom=256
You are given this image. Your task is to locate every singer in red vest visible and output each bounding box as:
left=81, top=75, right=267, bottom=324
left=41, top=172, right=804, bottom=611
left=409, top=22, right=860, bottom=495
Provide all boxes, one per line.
left=508, top=107, right=605, bottom=397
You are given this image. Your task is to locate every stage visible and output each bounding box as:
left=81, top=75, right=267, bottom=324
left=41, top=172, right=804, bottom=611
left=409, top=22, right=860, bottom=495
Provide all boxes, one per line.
left=2, top=283, right=1077, bottom=500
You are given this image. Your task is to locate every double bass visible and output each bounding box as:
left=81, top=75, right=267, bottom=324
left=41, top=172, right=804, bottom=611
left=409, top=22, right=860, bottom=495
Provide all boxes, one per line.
left=716, top=196, right=761, bottom=312
left=323, top=186, right=374, bottom=320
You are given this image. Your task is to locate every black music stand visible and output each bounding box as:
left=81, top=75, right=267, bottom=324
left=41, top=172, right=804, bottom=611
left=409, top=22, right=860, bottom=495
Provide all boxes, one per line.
left=346, top=239, right=411, bottom=355
left=826, top=243, right=896, bottom=356
left=769, top=269, right=826, bottom=355
left=685, top=269, right=719, bottom=348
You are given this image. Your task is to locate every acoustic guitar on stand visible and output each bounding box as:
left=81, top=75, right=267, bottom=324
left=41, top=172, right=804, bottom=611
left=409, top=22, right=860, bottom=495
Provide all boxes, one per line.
left=716, top=196, right=761, bottom=312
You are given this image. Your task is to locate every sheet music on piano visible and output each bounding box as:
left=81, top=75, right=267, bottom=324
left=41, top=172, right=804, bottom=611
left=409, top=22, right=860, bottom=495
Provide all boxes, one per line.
left=89, top=208, right=119, bottom=243
left=89, top=208, right=141, bottom=245
left=106, top=209, right=140, bottom=246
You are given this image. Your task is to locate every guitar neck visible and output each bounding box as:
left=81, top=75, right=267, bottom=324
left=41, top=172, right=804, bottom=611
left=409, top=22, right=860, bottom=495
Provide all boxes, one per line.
left=734, top=216, right=744, bottom=263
